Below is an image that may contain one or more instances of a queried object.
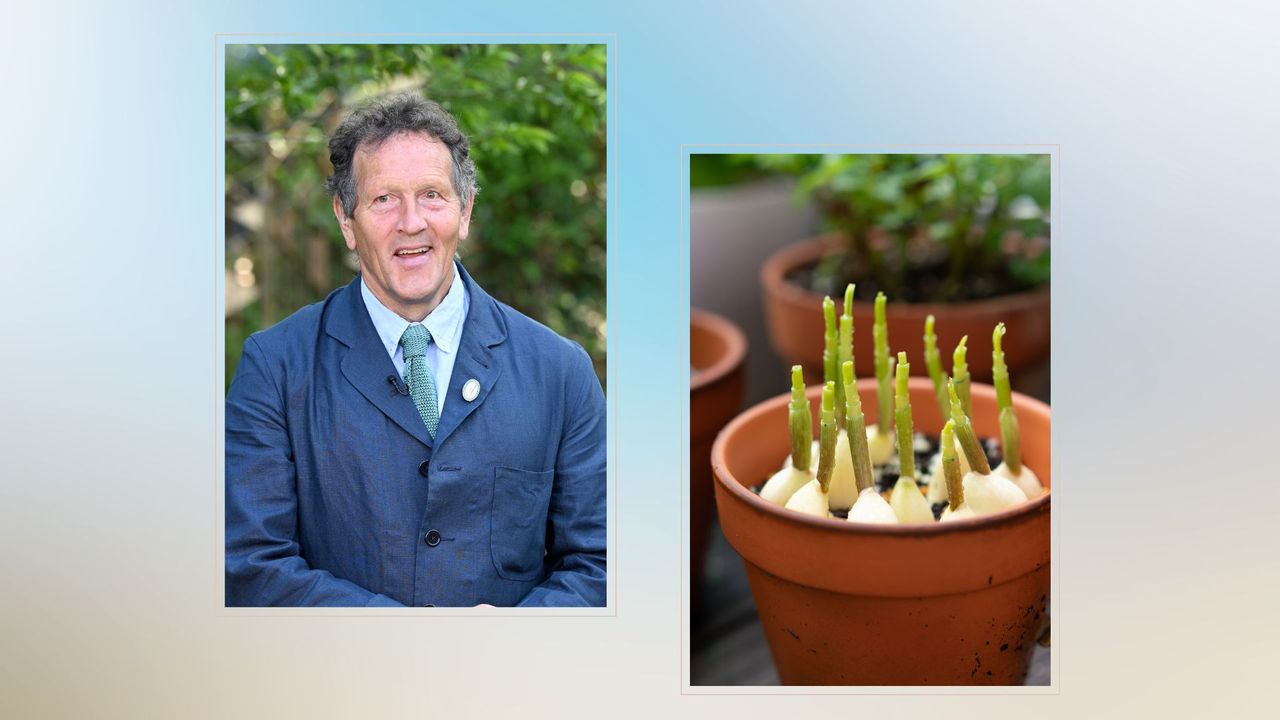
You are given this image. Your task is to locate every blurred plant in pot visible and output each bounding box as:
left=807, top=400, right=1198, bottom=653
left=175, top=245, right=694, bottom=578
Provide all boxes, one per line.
left=225, top=44, right=606, bottom=389
left=689, top=153, right=824, bottom=406
left=796, top=154, right=1050, bottom=302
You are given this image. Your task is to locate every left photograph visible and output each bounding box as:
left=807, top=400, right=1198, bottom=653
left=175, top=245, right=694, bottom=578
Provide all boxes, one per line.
left=222, top=43, right=608, bottom=607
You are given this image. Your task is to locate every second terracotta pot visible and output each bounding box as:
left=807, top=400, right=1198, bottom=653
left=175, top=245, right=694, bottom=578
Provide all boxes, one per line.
left=712, top=378, right=1050, bottom=685
left=761, top=235, right=1050, bottom=383
left=690, top=309, right=747, bottom=594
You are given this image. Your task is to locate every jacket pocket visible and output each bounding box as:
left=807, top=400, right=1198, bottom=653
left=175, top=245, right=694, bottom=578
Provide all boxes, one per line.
left=490, top=466, right=554, bottom=581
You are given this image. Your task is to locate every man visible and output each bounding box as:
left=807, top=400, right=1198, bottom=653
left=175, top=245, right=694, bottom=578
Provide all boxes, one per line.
left=225, top=94, right=606, bottom=607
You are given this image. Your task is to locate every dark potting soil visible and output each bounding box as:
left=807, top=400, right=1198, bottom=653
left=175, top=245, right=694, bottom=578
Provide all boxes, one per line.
left=789, top=258, right=1038, bottom=305
left=754, top=433, right=1004, bottom=522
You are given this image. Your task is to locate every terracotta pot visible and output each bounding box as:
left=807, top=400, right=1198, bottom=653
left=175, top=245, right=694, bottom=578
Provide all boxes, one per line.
left=761, top=235, right=1050, bottom=383
left=712, top=378, right=1050, bottom=685
left=690, top=309, right=747, bottom=593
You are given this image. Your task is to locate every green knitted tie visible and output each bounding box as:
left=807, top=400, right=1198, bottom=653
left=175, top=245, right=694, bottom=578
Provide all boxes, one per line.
left=399, top=324, right=439, bottom=437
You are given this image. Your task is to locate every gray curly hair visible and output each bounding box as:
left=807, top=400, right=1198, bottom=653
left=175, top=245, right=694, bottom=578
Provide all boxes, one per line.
left=326, top=93, right=478, bottom=217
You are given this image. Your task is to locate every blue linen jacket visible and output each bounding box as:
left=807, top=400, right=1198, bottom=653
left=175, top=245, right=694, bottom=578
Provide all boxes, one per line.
left=225, top=263, right=606, bottom=607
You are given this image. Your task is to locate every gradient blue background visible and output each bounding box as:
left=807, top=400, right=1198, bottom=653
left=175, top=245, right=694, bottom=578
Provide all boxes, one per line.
left=3, top=1, right=1278, bottom=716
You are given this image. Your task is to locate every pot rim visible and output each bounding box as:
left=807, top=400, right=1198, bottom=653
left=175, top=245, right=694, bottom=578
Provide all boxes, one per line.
left=711, top=377, right=1050, bottom=537
left=761, top=234, right=1052, bottom=316
left=691, top=307, right=748, bottom=392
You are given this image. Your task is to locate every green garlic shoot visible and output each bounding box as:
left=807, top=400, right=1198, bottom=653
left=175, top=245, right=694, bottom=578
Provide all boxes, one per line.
left=841, top=360, right=875, bottom=493
left=927, top=422, right=973, bottom=503
left=948, top=378, right=990, bottom=475
left=991, top=323, right=1043, bottom=499
left=873, top=292, right=892, bottom=435
left=939, top=420, right=977, bottom=521
left=889, top=371, right=933, bottom=527
left=823, top=296, right=837, bottom=396
left=836, top=284, right=854, bottom=429
left=788, top=365, right=812, bottom=472
left=816, top=381, right=837, bottom=493
left=922, top=314, right=950, bottom=422
left=949, top=376, right=1026, bottom=516
left=992, top=322, right=1021, bottom=474
left=941, top=419, right=964, bottom=512
left=894, top=351, right=916, bottom=481
left=782, top=380, right=836, bottom=517
left=762, top=366, right=816, bottom=506
left=952, top=335, right=972, bottom=420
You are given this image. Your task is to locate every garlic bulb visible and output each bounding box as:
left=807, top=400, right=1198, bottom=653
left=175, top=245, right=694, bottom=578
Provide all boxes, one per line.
left=760, top=466, right=813, bottom=506
left=785, top=380, right=838, bottom=519
left=889, top=476, right=933, bottom=524
left=993, top=462, right=1043, bottom=501
left=781, top=440, right=820, bottom=471
left=846, top=487, right=897, bottom=524
left=940, top=504, right=976, bottom=522
left=826, top=432, right=858, bottom=512
left=884, top=351, right=926, bottom=526
left=926, top=452, right=948, bottom=504
left=784, top=478, right=829, bottom=517
left=962, top=470, right=1026, bottom=515
left=866, top=426, right=894, bottom=466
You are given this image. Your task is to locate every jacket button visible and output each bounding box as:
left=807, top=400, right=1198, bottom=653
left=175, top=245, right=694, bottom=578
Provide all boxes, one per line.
left=422, top=603, right=435, bottom=607
left=418, top=460, right=430, bottom=477
left=424, top=529, right=441, bottom=546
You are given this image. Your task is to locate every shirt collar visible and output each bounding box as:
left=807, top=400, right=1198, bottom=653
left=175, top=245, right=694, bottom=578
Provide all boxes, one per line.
left=359, top=262, right=468, bottom=357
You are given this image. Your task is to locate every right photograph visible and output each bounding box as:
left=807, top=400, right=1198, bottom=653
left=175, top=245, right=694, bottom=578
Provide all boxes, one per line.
left=690, top=153, right=1052, bottom=686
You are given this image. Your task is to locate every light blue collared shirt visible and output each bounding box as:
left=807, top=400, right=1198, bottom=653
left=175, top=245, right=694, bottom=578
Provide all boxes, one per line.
left=359, top=264, right=469, bottom=416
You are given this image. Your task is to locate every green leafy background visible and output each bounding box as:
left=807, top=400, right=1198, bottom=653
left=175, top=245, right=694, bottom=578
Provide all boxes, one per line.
left=225, top=44, right=607, bottom=389
left=691, top=153, right=1049, bottom=302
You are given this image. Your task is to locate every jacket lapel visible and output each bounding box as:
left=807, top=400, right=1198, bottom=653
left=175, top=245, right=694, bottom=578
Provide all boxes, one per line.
left=433, top=263, right=506, bottom=448
left=326, top=276, right=435, bottom=448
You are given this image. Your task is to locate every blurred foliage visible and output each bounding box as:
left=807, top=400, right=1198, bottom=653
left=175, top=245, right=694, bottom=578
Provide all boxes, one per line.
left=225, top=44, right=607, bottom=388
left=690, top=153, right=1050, bottom=302
left=689, top=154, right=771, bottom=188
left=689, top=153, right=814, bottom=188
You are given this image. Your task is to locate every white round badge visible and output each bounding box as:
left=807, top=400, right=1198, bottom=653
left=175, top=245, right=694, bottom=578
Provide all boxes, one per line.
left=462, top=378, right=481, bottom=402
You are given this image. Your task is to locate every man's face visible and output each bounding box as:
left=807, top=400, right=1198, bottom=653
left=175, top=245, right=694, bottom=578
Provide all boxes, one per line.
left=335, top=131, right=472, bottom=321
